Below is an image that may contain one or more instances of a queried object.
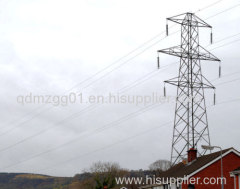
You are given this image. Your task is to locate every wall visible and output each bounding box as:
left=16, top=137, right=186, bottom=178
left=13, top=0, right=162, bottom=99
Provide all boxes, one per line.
left=181, top=152, right=240, bottom=189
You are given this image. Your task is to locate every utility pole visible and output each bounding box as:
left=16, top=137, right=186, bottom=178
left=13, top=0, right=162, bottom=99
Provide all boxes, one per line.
left=157, top=13, right=221, bottom=165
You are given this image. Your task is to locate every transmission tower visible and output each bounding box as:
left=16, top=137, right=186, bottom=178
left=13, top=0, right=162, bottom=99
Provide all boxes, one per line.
left=157, top=13, right=221, bottom=165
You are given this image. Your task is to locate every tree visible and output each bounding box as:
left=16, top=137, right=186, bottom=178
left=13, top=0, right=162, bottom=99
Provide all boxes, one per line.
left=149, top=160, right=171, bottom=175
left=81, top=161, right=127, bottom=189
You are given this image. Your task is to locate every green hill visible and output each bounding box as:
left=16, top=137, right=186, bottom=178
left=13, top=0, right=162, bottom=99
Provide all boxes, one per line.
left=0, top=173, right=72, bottom=189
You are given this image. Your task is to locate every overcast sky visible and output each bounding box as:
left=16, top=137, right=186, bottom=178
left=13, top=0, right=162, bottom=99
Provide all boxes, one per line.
left=0, top=0, right=240, bottom=177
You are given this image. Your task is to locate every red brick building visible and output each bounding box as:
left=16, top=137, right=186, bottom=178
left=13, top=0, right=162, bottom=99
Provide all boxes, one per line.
left=139, top=148, right=240, bottom=189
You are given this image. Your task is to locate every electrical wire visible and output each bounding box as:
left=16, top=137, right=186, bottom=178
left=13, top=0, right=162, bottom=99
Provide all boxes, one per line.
left=36, top=96, right=240, bottom=173
left=1, top=0, right=240, bottom=171
left=1, top=69, right=240, bottom=170
left=3, top=29, right=240, bottom=138
left=0, top=0, right=227, bottom=130
left=0, top=29, right=240, bottom=156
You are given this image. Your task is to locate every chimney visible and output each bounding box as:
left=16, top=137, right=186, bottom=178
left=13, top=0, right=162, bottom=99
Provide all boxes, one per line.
left=187, top=148, right=197, bottom=163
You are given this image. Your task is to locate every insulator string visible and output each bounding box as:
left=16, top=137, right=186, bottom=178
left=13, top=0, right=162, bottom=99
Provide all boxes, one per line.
left=214, top=89, right=216, bottom=105
left=210, top=28, right=213, bottom=44
left=166, top=20, right=169, bottom=36
left=164, top=83, right=166, bottom=97
left=219, top=62, right=222, bottom=78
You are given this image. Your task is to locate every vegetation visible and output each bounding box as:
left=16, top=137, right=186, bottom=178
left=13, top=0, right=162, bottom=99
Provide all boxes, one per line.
left=0, top=173, right=71, bottom=189
left=149, top=159, right=171, bottom=175
left=0, top=160, right=170, bottom=189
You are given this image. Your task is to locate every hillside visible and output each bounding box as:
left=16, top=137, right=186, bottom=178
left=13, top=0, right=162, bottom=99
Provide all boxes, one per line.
left=0, top=173, right=72, bottom=189
left=0, top=170, right=153, bottom=189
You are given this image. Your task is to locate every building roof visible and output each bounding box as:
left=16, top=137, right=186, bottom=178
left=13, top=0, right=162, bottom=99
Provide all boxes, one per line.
left=233, top=167, right=240, bottom=171
left=157, top=148, right=233, bottom=179
left=140, top=148, right=239, bottom=188
left=231, top=166, right=240, bottom=174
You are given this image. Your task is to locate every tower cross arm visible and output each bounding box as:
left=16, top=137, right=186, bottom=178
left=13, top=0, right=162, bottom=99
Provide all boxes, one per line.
left=167, top=12, right=212, bottom=28
left=158, top=45, right=221, bottom=62
left=164, top=75, right=215, bottom=89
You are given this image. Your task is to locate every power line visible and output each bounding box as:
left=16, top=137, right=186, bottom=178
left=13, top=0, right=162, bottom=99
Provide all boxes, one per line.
left=0, top=57, right=174, bottom=137
left=205, top=2, right=240, bottom=20
left=210, top=38, right=240, bottom=51
left=2, top=69, right=240, bottom=170
left=37, top=121, right=173, bottom=173
left=0, top=102, right=162, bottom=154
left=0, top=33, right=170, bottom=134
left=0, top=0, right=239, bottom=167
left=123, top=32, right=240, bottom=93
left=0, top=29, right=168, bottom=130
left=0, top=103, right=163, bottom=170
left=1, top=0, right=226, bottom=130
left=73, top=0, right=236, bottom=91
left=36, top=97, right=240, bottom=173
left=118, top=62, right=177, bottom=94
left=195, top=0, right=224, bottom=13
left=0, top=32, right=240, bottom=155
left=79, top=1, right=240, bottom=91
left=5, top=0, right=240, bottom=173
left=212, top=70, right=240, bottom=82
left=215, top=77, right=240, bottom=86
left=3, top=29, right=239, bottom=134
left=78, top=32, right=179, bottom=90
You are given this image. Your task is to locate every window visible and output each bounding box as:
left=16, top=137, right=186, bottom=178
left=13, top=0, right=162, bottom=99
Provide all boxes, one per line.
left=163, top=184, right=168, bottom=189
left=177, top=184, right=182, bottom=189
left=188, top=184, right=195, bottom=189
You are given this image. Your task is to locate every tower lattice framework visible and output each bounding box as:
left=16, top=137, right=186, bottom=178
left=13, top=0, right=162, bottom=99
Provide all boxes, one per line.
left=158, top=13, right=221, bottom=165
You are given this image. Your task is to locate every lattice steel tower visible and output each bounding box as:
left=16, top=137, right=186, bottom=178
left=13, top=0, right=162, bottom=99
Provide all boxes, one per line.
left=157, top=13, right=221, bottom=165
